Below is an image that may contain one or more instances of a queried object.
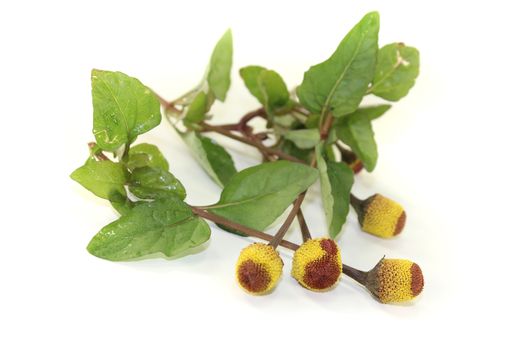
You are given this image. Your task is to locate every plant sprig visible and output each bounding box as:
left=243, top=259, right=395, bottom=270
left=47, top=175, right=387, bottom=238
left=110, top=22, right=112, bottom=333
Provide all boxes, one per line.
left=71, top=12, right=424, bottom=304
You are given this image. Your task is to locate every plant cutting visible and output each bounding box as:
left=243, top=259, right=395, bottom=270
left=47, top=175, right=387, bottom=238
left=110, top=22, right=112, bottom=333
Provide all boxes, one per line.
left=71, top=11, right=424, bottom=304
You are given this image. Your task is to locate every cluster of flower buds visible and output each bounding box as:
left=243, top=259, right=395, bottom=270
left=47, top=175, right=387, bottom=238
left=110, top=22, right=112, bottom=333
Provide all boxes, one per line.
left=234, top=195, right=424, bottom=304
left=236, top=239, right=343, bottom=294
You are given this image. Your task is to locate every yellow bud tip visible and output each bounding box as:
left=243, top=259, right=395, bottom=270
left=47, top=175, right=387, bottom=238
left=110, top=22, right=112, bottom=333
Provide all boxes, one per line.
left=366, top=259, right=424, bottom=303
left=235, top=243, right=283, bottom=295
left=361, top=194, right=406, bottom=238
left=292, top=238, right=342, bottom=291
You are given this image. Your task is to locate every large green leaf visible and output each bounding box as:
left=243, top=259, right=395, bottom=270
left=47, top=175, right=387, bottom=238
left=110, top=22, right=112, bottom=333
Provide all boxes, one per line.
left=91, top=70, right=161, bottom=151
left=209, top=161, right=318, bottom=230
left=87, top=197, right=210, bottom=261
left=297, top=12, right=379, bottom=118
left=127, top=143, right=169, bottom=171
left=316, top=145, right=354, bottom=238
left=370, top=43, right=419, bottom=101
left=179, top=131, right=237, bottom=187
left=239, top=66, right=289, bottom=113
left=70, top=158, right=127, bottom=199
left=336, top=114, right=378, bottom=172
left=207, top=29, right=233, bottom=101
left=128, top=166, right=186, bottom=200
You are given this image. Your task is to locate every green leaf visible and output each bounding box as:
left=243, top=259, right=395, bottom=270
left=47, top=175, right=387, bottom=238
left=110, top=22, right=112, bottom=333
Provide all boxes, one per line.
left=128, top=167, right=186, bottom=200
left=283, top=129, right=320, bottom=149
left=179, top=131, right=237, bottom=187
left=370, top=43, right=419, bottom=101
left=279, top=140, right=313, bottom=163
left=316, top=145, right=354, bottom=238
left=209, top=161, right=318, bottom=230
left=108, top=192, right=137, bottom=216
left=127, top=143, right=169, bottom=171
left=336, top=113, right=378, bottom=171
left=91, top=70, right=161, bottom=151
left=183, top=91, right=208, bottom=126
left=87, top=197, right=210, bottom=261
left=343, top=105, right=391, bottom=122
left=240, top=66, right=289, bottom=113
left=70, top=159, right=127, bottom=199
left=297, top=12, right=379, bottom=118
left=239, top=66, right=265, bottom=101
left=207, top=29, right=233, bottom=101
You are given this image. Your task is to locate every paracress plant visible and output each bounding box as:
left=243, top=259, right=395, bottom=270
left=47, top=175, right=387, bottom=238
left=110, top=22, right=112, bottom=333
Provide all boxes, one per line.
left=71, top=12, right=424, bottom=304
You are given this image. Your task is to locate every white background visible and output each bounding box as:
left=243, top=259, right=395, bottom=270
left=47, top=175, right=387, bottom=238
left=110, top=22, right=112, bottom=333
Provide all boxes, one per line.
left=1, top=0, right=524, bottom=348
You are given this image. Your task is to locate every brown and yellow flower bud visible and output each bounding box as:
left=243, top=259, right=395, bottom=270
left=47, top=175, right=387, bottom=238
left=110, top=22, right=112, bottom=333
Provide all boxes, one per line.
left=366, top=259, right=424, bottom=303
left=235, top=243, right=283, bottom=295
left=292, top=238, right=342, bottom=291
left=351, top=194, right=406, bottom=238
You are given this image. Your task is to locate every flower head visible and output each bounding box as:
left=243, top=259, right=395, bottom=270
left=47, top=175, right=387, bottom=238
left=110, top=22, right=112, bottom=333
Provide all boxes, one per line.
left=352, top=194, right=406, bottom=238
left=366, top=258, right=424, bottom=303
left=292, top=238, right=342, bottom=291
left=235, top=243, right=283, bottom=295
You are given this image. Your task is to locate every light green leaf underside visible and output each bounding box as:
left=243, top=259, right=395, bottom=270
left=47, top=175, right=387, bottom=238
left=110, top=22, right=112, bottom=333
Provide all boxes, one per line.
left=207, top=29, right=233, bottom=102
left=284, top=129, right=320, bottom=149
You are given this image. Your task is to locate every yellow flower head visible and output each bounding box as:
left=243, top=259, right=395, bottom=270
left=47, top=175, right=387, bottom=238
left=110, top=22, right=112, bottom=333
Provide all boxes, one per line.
left=235, top=243, right=283, bottom=295
left=366, top=259, right=424, bottom=303
left=292, top=238, right=342, bottom=291
left=353, top=194, right=406, bottom=238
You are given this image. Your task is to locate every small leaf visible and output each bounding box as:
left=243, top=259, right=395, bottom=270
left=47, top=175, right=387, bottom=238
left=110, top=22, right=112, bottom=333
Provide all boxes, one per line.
left=370, top=43, right=419, bottom=101
left=240, top=66, right=290, bottom=113
left=207, top=29, right=233, bottom=101
left=239, top=66, right=265, bottom=102
left=209, top=161, right=318, bottom=230
left=87, top=197, right=210, bottom=261
left=128, top=167, right=186, bottom=200
left=284, top=129, right=320, bottom=149
left=341, top=105, right=391, bottom=122
left=336, top=114, right=378, bottom=171
left=108, top=192, right=136, bottom=216
left=91, top=70, right=161, bottom=151
left=179, top=131, right=237, bottom=187
left=279, top=140, right=314, bottom=163
left=316, top=145, right=354, bottom=238
left=183, top=91, right=208, bottom=126
left=127, top=143, right=169, bottom=171
left=297, top=12, right=379, bottom=118
left=70, top=159, right=127, bottom=199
